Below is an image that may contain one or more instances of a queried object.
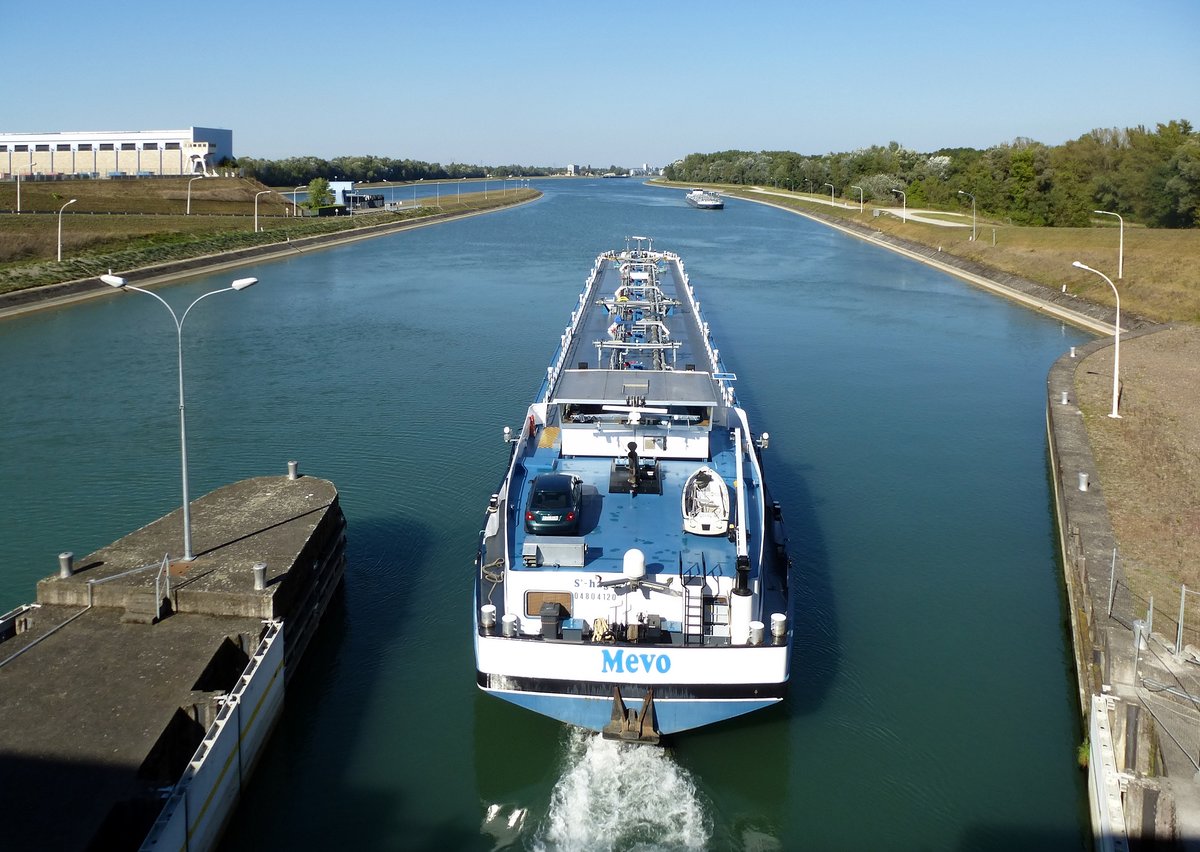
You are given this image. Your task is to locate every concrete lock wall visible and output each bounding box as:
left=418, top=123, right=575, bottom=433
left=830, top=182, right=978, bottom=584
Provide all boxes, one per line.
left=140, top=620, right=286, bottom=852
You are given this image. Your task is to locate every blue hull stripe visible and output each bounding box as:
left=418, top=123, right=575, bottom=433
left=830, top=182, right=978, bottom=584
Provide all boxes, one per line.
left=482, top=687, right=779, bottom=734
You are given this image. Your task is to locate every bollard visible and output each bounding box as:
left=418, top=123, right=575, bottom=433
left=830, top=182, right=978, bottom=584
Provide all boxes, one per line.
left=58, top=551, right=74, bottom=579
left=1060, top=391, right=1069, bottom=405
left=501, top=613, right=519, bottom=638
left=1078, top=472, right=1089, bottom=492
left=1070, top=346, right=1076, bottom=358
left=770, top=612, right=788, bottom=639
left=253, top=562, right=267, bottom=591
left=748, top=621, right=765, bottom=646
left=480, top=604, right=497, bottom=633
left=287, top=460, right=299, bottom=480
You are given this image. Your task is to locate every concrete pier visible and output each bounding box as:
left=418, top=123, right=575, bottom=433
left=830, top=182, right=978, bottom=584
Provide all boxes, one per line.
left=0, top=469, right=346, bottom=851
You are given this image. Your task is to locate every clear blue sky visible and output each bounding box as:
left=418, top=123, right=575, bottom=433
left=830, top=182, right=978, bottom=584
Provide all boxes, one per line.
left=11, top=0, right=1198, bottom=168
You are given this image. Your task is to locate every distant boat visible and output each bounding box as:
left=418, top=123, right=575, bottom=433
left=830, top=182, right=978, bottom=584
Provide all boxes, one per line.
left=473, top=236, right=792, bottom=743
left=685, top=188, right=724, bottom=210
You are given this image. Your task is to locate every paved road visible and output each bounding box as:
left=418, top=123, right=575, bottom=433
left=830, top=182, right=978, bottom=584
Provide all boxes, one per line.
left=747, top=187, right=971, bottom=227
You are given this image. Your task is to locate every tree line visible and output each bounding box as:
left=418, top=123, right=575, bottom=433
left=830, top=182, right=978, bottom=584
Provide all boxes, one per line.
left=663, top=120, right=1199, bottom=228
left=235, top=154, right=557, bottom=187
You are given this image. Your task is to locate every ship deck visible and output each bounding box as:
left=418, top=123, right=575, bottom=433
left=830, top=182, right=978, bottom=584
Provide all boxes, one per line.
left=510, top=437, right=747, bottom=578
left=557, top=251, right=712, bottom=375
left=504, top=246, right=759, bottom=582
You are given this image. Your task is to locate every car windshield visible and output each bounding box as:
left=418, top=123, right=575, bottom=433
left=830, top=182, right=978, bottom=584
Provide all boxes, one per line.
left=532, top=490, right=570, bottom=510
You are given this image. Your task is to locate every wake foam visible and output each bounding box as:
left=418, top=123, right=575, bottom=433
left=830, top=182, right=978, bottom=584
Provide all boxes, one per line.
left=531, top=727, right=712, bottom=851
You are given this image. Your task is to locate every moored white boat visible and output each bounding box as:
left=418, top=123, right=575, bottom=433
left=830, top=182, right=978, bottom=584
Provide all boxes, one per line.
left=473, top=237, right=791, bottom=742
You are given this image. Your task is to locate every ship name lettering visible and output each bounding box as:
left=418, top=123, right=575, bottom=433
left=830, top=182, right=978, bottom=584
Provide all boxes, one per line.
left=600, top=649, right=671, bottom=674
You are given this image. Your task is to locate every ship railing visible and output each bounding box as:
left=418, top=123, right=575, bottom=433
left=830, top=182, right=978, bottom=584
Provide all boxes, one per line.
left=732, top=409, right=768, bottom=575
left=85, top=552, right=171, bottom=616
left=671, top=257, right=738, bottom=407
left=541, top=258, right=606, bottom=403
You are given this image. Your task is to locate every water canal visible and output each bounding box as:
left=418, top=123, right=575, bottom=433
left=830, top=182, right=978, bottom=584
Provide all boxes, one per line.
left=0, top=179, right=1090, bottom=850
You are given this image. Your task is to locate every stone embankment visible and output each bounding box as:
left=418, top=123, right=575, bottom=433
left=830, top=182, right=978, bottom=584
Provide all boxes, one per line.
left=0, top=467, right=346, bottom=851
left=0, top=195, right=540, bottom=320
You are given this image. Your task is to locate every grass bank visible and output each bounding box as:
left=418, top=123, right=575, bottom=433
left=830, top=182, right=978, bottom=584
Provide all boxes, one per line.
left=0, top=177, right=538, bottom=294
left=655, top=181, right=1200, bottom=325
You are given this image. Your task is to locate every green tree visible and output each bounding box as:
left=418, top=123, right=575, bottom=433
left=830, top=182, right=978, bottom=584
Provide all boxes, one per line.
left=305, top=177, right=331, bottom=211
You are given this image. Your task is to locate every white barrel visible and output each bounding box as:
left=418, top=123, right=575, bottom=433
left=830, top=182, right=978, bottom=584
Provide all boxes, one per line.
left=748, top=620, right=765, bottom=646
left=770, top=612, right=788, bottom=638
left=480, top=604, right=497, bottom=629
left=729, top=592, right=753, bottom=645
left=501, top=613, right=519, bottom=638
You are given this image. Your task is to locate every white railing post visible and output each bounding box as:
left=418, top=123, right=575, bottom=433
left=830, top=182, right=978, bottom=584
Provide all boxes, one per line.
left=1177, top=584, right=1187, bottom=655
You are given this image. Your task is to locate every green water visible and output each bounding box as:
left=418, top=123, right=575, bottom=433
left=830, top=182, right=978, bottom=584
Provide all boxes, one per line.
left=0, top=179, right=1089, bottom=850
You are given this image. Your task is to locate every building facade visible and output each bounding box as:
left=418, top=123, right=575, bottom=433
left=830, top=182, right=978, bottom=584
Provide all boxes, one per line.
left=0, top=127, right=233, bottom=178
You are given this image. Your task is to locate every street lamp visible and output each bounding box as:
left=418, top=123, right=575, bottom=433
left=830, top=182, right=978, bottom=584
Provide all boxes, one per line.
left=254, top=190, right=271, bottom=232
left=293, top=185, right=304, bottom=217
left=1072, top=261, right=1122, bottom=419
left=892, top=188, right=906, bottom=222
left=824, top=182, right=834, bottom=206
left=15, top=162, right=35, bottom=215
left=100, top=273, right=259, bottom=560
left=57, top=199, right=77, bottom=261
left=958, top=190, right=976, bottom=241
left=187, top=175, right=204, bottom=214
left=1093, top=210, right=1124, bottom=279
left=850, top=185, right=863, bottom=213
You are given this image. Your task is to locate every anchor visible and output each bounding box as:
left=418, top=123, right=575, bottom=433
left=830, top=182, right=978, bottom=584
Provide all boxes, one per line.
left=601, top=686, right=661, bottom=745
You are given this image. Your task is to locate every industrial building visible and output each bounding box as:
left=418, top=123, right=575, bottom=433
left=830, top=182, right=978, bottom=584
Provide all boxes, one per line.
left=0, top=127, right=232, bottom=178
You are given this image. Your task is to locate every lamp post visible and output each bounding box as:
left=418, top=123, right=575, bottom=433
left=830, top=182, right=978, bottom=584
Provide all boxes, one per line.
left=293, top=185, right=304, bottom=217
left=958, top=190, right=976, bottom=241
left=850, top=185, right=863, bottom=213
left=1093, top=210, right=1124, bottom=279
left=15, top=162, right=35, bottom=214
left=892, top=188, right=906, bottom=222
left=254, top=190, right=271, bottom=232
left=100, top=273, right=259, bottom=561
left=57, top=199, right=77, bottom=261
left=824, top=182, right=835, bottom=206
left=187, top=175, right=204, bottom=214
left=1072, top=261, right=1122, bottom=418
